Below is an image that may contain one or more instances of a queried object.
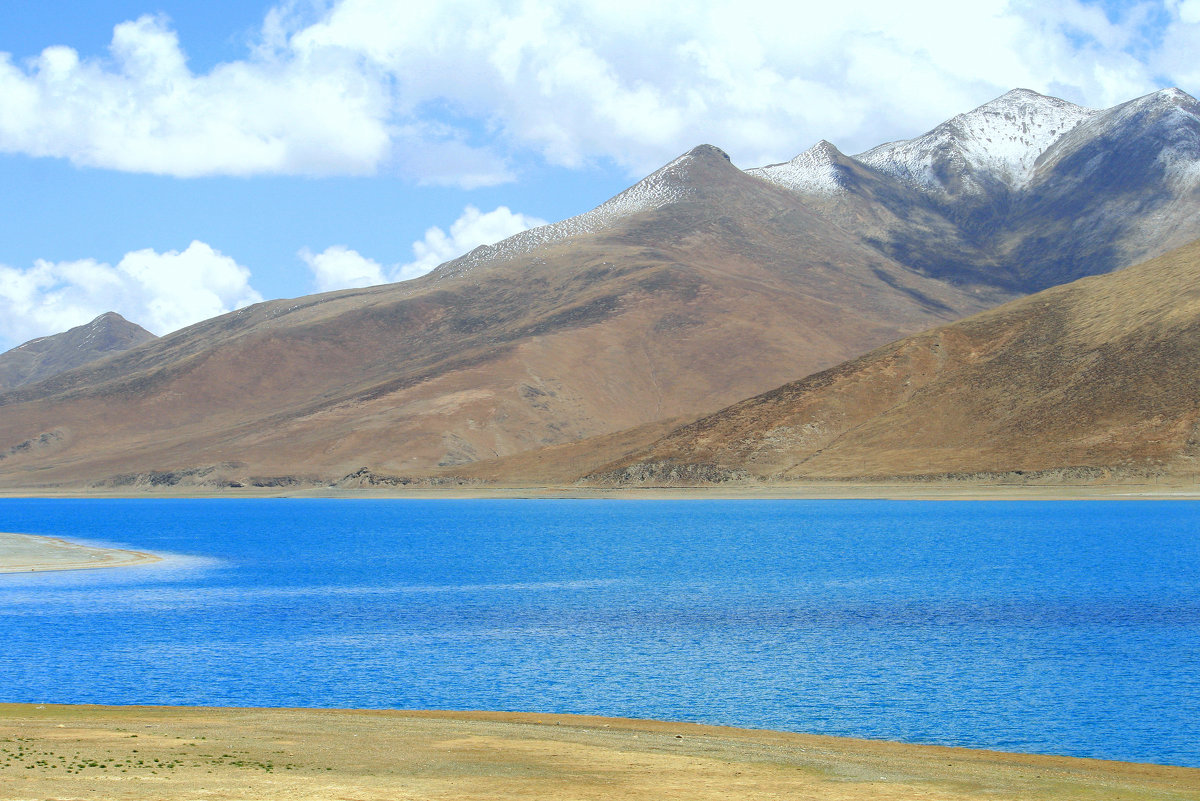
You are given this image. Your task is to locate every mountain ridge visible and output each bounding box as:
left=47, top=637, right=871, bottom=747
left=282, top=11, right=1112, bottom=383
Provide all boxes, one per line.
left=856, top=88, right=1097, bottom=194
left=0, top=139, right=991, bottom=489
left=3, top=87, right=1200, bottom=490
left=435, top=145, right=735, bottom=283
left=749, top=87, right=1200, bottom=295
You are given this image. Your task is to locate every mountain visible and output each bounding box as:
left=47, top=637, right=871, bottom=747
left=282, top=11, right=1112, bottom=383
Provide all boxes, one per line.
left=0, top=145, right=991, bottom=489
left=749, top=88, right=1200, bottom=294
left=592, top=237, right=1200, bottom=484
left=854, top=88, right=1096, bottom=196
left=3, top=88, right=1200, bottom=491
left=0, top=313, right=156, bottom=392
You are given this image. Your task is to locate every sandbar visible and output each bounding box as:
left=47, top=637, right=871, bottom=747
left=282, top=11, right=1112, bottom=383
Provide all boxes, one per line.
left=0, top=704, right=1195, bottom=800
left=0, top=531, right=160, bottom=573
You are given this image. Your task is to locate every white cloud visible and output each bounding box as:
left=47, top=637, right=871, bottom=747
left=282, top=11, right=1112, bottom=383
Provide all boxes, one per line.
left=1156, top=1, right=1200, bottom=91
left=0, top=1, right=1193, bottom=181
left=0, top=241, right=262, bottom=346
left=1169, top=0, right=1200, bottom=25
left=302, top=205, right=547, bottom=291
left=300, top=245, right=386, bottom=292
left=270, top=0, right=1182, bottom=166
left=398, top=205, right=548, bottom=280
left=0, top=14, right=392, bottom=177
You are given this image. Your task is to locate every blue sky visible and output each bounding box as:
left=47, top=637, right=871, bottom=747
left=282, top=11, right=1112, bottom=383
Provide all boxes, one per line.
left=0, top=0, right=1195, bottom=348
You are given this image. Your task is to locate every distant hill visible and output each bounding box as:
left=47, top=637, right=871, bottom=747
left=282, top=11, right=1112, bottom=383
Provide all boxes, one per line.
left=0, top=313, right=155, bottom=392
left=593, top=237, right=1200, bottom=484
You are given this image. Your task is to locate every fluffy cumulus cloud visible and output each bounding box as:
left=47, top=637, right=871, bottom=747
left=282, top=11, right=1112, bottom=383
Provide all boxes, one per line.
left=0, top=1, right=1198, bottom=180
left=0, top=14, right=391, bottom=177
left=300, top=245, right=386, bottom=293
left=302, top=205, right=547, bottom=292
left=0, top=241, right=262, bottom=346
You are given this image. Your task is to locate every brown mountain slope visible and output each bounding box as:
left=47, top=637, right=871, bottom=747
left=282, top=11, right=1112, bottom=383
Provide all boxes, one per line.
left=0, top=146, right=993, bottom=489
left=0, top=312, right=156, bottom=392
left=592, top=237, right=1200, bottom=484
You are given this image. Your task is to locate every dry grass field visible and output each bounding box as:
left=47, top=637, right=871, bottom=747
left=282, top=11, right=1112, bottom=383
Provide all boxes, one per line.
left=0, top=705, right=1196, bottom=801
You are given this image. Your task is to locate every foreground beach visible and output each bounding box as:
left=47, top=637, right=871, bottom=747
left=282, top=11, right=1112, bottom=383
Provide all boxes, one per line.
left=0, top=704, right=1195, bottom=801
left=0, top=532, right=160, bottom=573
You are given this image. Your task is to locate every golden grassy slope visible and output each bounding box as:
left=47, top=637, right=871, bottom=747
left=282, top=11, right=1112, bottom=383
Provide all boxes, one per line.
left=595, top=237, right=1200, bottom=482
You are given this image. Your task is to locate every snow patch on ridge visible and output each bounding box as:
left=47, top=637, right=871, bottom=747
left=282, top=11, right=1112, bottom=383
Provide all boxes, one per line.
left=1038, top=88, right=1200, bottom=187
left=856, top=89, right=1099, bottom=193
left=1153, top=97, right=1200, bottom=187
left=747, top=141, right=846, bottom=195
left=1115, top=90, right=1200, bottom=186
left=1162, top=150, right=1200, bottom=186
left=436, top=149, right=705, bottom=281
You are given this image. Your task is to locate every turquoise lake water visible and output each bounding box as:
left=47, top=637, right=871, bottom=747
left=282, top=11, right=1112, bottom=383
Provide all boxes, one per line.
left=0, top=498, right=1197, bottom=766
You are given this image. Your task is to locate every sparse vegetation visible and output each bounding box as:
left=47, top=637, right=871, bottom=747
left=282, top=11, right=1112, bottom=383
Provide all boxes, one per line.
left=0, top=705, right=1193, bottom=800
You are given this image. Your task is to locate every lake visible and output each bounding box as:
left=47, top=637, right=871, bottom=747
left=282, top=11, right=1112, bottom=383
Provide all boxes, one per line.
left=0, top=498, right=1197, bottom=767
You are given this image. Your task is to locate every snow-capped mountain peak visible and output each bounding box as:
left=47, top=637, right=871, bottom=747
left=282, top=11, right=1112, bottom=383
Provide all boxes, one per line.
left=1156, top=87, right=1193, bottom=104
left=854, top=89, right=1098, bottom=193
left=745, top=140, right=850, bottom=195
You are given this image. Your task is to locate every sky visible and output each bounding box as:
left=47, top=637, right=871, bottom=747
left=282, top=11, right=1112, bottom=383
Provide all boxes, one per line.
left=0, top=0, right=1197, bottom=349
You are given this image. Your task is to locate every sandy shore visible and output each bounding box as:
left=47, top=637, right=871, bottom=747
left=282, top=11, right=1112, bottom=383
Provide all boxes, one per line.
left=0, top=705, right=1194, bottom=800
left=3, top=481, right=1200, bottom=500
left=0, top=532, right=160, bottom=573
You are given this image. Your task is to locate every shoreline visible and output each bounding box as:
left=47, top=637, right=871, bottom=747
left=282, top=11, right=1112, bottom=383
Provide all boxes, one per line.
left=3, top=480, right=1200, bottom=500
left=0, top=531, right=161, bottom=573
left=0, top=704, right=1195, bottom=800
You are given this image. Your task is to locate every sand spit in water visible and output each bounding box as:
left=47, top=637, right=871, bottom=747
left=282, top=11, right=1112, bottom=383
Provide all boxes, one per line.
left=0, top=705, right=1194, bottom=800
left=0, top=532, right=160, bottom=573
